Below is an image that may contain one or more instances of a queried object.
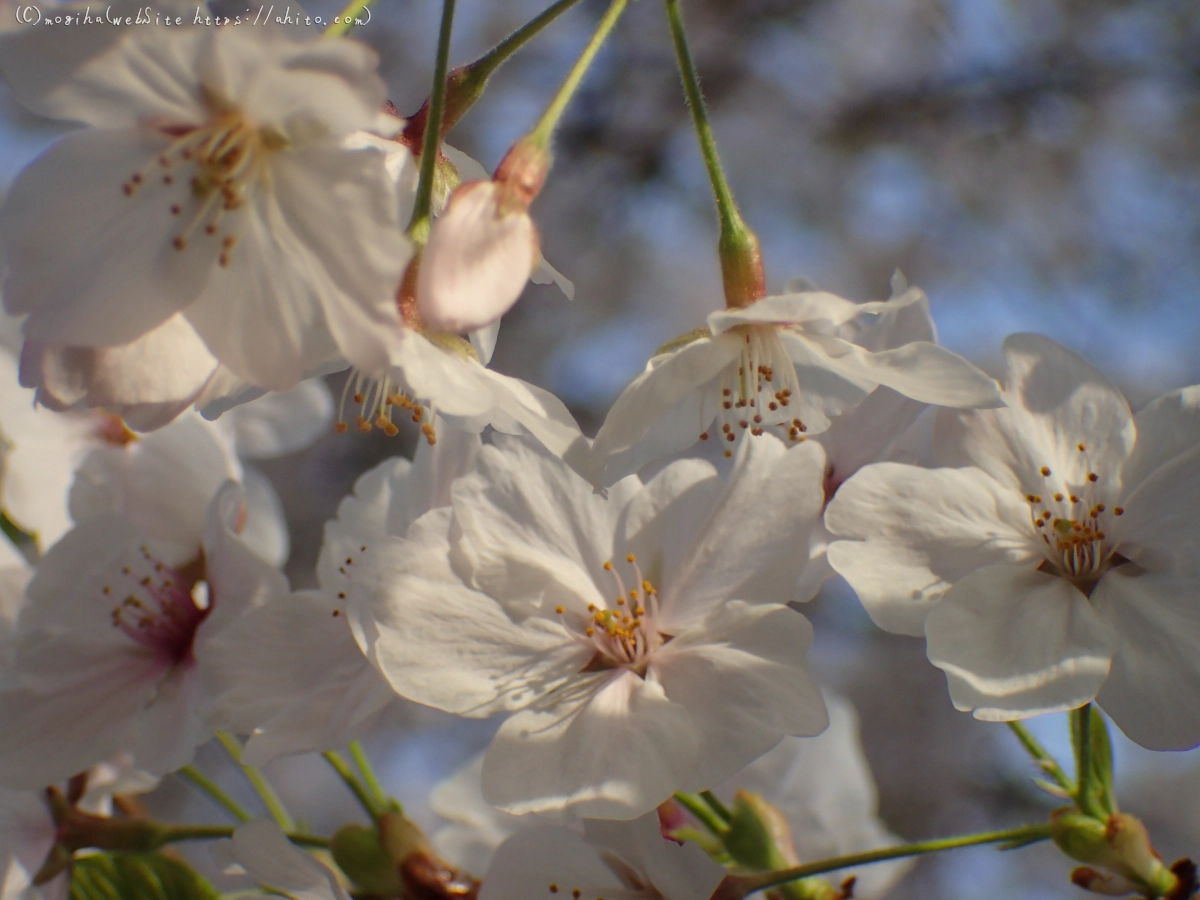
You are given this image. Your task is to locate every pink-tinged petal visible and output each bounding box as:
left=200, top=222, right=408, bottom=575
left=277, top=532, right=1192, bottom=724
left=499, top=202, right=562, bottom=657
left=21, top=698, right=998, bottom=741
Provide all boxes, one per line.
left=481, top=670, right=699, bottom=819
left=186, top=142, right=409, bottom=390
left=801, top=332, right=1003, bottom=409
left=478, top=827, right=624, bottom=900
left=589, top=334, right=743, bottom=487
left=937, top=334, right=1134, bottom=494
left=1121, top=385, right=1200, bottom=498
left=2, top=129, right=219, bottom=344
left=925, top=565, right=1115, bottom=720
left=656, top=602, right=827, bottom=792
left=417, top=181, right=540, bottom=333
left=1092, top=567, right=1200, bottom=750
left=826, top=463, right=1036, bottom=636
left=20, top=315, right=219, bottom=431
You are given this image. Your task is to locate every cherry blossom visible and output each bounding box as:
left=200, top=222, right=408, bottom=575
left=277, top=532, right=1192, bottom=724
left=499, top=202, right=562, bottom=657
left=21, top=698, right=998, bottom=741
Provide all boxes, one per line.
left=0, top=28, right=411, bottom=394
left=203, top=424, right=479, bottom=765
left=586, top=281, right=1002, bottom=488
left=350, top=432, right=828, bottom=819
left=0, top=481, right=285, bottom=787
left=479, top=814, right=727, bottom=900
left=826, top=334, right=1200, bottom=749
left=215, top=819, right=349, bottom=900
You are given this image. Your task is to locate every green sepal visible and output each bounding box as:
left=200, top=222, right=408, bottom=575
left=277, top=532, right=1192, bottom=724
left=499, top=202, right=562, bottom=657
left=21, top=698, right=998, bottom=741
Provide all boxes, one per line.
left=68, top=853, right=219, bottom=900
left=330, top=824, right=403, bottom=896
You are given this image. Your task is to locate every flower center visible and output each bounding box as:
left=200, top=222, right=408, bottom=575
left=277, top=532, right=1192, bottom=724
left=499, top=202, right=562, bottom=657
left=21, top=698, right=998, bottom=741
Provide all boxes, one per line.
left=1026, top=444, right=1126, bottom=589
left=106, top=548, right=209, bottom=665
left=699, top=325, right=807, bottom=458
left=122, top=107, right=284, bottom=267
left=334, top=369, right=436, bottom=443
left=556, top=554, right=669, bottom=677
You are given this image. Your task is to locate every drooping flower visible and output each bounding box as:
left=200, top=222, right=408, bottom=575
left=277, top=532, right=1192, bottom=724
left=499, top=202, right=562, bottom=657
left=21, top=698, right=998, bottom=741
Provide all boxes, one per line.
left=586, top=280, right=1002, bottom=487
left=203, top=423, right=479, bottom=765
left=0, top=28, right=411, bottom=394
left=350, top=432, right=829, bottom=819
left=0, top=481, right=285, bottom=787
left=826, top=333, right=1200, bottom=750
left=478, top=814, right=728, bottom=900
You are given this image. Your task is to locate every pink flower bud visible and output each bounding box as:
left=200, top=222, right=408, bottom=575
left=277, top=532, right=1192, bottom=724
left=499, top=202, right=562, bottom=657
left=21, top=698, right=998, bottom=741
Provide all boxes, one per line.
left=416, top=180, right=540, bottom=334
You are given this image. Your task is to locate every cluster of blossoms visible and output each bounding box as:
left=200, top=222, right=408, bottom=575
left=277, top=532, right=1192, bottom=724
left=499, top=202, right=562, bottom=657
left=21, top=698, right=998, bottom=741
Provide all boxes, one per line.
left=0, top=5, right=1194, bottom=900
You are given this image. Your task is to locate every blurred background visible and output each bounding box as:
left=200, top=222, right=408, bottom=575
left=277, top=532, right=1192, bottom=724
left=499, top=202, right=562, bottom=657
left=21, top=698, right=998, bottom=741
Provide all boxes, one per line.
left=4, top=0, right=1200, bottom=896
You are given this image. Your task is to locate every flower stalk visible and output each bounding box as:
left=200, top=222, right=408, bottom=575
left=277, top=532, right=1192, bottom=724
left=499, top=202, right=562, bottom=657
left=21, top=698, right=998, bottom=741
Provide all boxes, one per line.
left=407, top=0, right=459, bottom=244
left=178, top=764, right=251, bottom=822
left=731, top=823, right=1054, bottom=896
left=323, top=750, right=382, bottom=819
left=401, top=0, right=587, bottom=148
left=663, top=0, right=764, bottom=309
left=216, top=731, right=294, bottom=832
left=1007, top=721, right=1075, bottom=795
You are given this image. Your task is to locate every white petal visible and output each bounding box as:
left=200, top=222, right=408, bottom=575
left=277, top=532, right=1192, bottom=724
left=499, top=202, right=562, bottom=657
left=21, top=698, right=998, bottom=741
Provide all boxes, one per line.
left=69, top=412, right=241, bottom=565
left=826, top=464, right=1036, bottom=635
left=20, top=315, right=219, bottom=431
left=1121, top=385, right=1200, bottom=498
left=227, top=819, right=350, bottom=900
left=430, top=753, right=526, bottom=876
left=238, top=466, right=289, bottom=568
left=584, top=815, right=727, bottom=900
left=481, top=670, right=699, bottom=819
left=589, top=334, right=743, bottom=487
left=185, top=142, right=410, bottom=389
left=449, top=436, right=623, bottom=618
left=1113, top=444, right=1200, bottom=574
left=469, top=321, right=501, bottom=367
left=2, top=129, right=218, bottom=344
left=476, top=370, right=590, bottom=474
left=658, top=602, right=827, bottom=792
left=925, top=565, right=1115, bottom=720
left=708, top=292, right=866, bottom=332
left=417, top=181, right=539, bottom=333
left=203, top=590, right=393, bottom=765
left=815, top=387, right=927, bottom=488
left=801, top=332, right=1003, bottom=409
left=1092, top=567, right=1200, bottom=750
left=937, top=334, right=1134, bottom=494
left=478, top=827, right=624, bottom=900
left=845, top=286, right=936, bottom=350
left=530, top=257, right=575, bottom=301
left=351, top=519, right=587, bottom=717
left=219, top=379, right=333, bottom=459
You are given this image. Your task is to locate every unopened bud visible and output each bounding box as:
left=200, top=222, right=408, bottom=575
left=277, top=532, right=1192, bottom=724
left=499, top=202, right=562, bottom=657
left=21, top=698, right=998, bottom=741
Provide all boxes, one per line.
left=1052, top=809, right=1178, bottom=897
left=416, top=180, right=540, bottom=334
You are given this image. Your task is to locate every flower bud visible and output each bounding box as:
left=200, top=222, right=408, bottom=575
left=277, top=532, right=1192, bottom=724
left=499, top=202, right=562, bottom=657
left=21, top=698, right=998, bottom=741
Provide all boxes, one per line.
left=416, top=180, right=540, bottom=334
left=331, top=823, right=405, bottom=897
left=1052, top=809, right=1178, bottom=897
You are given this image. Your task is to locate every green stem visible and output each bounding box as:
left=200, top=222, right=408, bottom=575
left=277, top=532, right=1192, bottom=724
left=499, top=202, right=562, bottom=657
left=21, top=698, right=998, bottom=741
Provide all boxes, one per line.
left=178, top=765, right=250, bottom=823
left=673, top=792, right=728, bottom=836
left=663, top=0, right=763, bottom=308
left=349, top=741, right=387, bottom=808
left=215, top=733, right=294, bottom=832
left=739, top=823, right=1054, bottom=895
left=158, top=824, right=330, bottom=849
left=407, top=0, right=458, bottom=243
left=527, top=0, right=629, bottom=148
left=1071, top=704, right=1105, bottom=818
left=322, top=751, right=379, bottom=818
left=700, top=789, right=732, bottom=823
left=1007, top=721, right=1074, bottom=794
left=323, top=0, right=375, bottom=37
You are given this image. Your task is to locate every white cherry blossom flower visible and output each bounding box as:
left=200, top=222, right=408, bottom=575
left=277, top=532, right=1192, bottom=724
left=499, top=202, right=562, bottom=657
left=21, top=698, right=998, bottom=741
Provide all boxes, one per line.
left=0, top=788, right=58, bottom=900
left=587, top=282, right=1002, bottom=487
left=0, top=28, right=411, bottom=393
left=826, top=334, right=1200, bottom=749
left=203, top=423, right=479, bottom=765
left=430, top=752, right=530, bottom=878
left=350, top=432, right=829, bottom=819
left=713, top=693, right=911, bottom=899
left=0, top=481, right=285, bottom=787
left=479, top=814, right=727, bottom=900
